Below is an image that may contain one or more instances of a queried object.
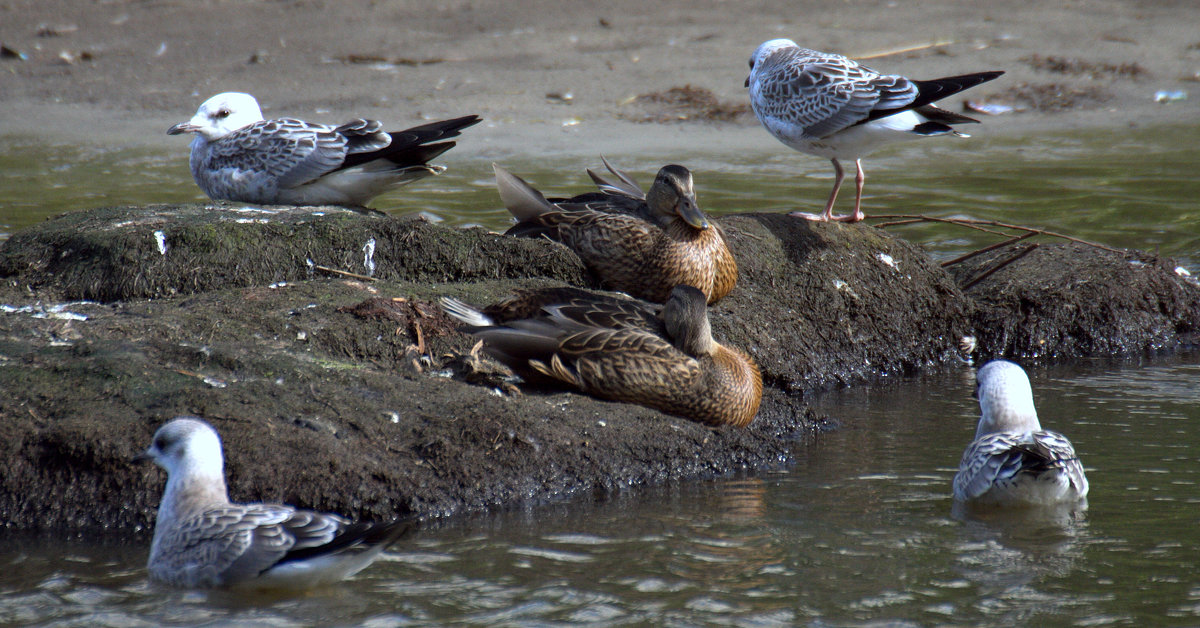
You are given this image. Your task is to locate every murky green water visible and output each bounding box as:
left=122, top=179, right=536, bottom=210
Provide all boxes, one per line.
left=1, top=123, right=1198, bottom=624
left=2, top=123, right=1198, bottom=267
left=2, top=358, right=1198, bottom=625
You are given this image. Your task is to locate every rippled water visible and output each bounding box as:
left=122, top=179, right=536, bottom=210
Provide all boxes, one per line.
left=2, top=123, right=1198, bottom=624
left=3, top=358, right=1198, bottom=625
left=2, top=123, right=1198, bottom=267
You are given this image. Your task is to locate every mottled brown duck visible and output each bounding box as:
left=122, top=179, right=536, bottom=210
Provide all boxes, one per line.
left=441, top=285, right=762, bottom=427
left=493, top=161, right=738, bottom=305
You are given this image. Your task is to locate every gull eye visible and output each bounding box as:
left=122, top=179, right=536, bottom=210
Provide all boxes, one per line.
left=215, top=108, right=231, bottom=119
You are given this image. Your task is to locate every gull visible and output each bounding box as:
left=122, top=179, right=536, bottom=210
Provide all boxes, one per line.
left=746, top=39, right=1003, bottom=222
left=168, top=92, right=481, bottom=206
left=134, top=416, right=412, bottom=589
left=953, top=361, right=1089, bottom=506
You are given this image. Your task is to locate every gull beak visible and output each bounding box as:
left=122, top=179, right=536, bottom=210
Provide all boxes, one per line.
left=744, top=76, right=750, bottom=88
left=676, top=195, right=710, bottom=230
left=167, top=122, right=200, bottom=136
left=131, top=449, right=154, bottom=464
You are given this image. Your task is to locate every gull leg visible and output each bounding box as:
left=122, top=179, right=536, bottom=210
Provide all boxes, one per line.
left=831, top=159, right=866, bottom=223
left=789, top=158, right=845, bottom=221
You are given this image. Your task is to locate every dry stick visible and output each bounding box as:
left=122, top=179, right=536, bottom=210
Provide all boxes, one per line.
left=871, top=214, right=1124, bottom=254
left=940, top=231, right=1038, bottom=267
left=962, top=244, right=1040, bottom=290
left=856, top=41, right=954, bottom=60
left=313, top=264, right=377, bottom=282
left=872, top=214, right=1013, bottom=237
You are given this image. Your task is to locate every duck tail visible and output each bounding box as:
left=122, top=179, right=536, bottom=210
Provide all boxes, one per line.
left=493, top=164, right=556, bottom=222
left=439, top=297, right=494, bottom=327
left=586, top=156, right=645, bottom=199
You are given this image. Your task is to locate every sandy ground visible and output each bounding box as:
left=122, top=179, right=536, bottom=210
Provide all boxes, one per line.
left=1, top=0, right=1197, bottom=160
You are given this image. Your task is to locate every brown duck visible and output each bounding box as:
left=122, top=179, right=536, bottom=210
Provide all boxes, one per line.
left=494, top=161, right=738, bottom=305
left=441, top=285, right=762, bottom=428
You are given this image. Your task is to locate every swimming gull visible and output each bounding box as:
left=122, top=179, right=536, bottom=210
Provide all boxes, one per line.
left=952, top=360, right=1089, bottom=506
left=135, top=416, right=412, bottom=589
left=746, top=39, right=1003, bottom=222
left=168, top=92, right=481, bottom=206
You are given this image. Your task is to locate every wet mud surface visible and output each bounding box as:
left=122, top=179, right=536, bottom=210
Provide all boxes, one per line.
left=1, top=205, right=1197, bottom=534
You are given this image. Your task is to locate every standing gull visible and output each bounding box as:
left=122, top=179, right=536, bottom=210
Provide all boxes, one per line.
left=135, top=416, right=412, bottom=589
left=953, top=361, right=1089, bottom=506
left=168, top=92, right=480, bottom=206
left=746, top=39, right=1003, bottom=222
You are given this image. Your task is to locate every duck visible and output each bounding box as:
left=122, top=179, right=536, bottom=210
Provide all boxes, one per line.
left=134, top=417, right=412, bottom=589
left=441, top=285, right=762, bottom=427
left=494, top=161, right=738, bottom=304
left=952, top=360, right=1089, bottom=506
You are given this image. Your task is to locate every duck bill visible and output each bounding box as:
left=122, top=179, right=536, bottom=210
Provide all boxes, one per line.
left=676, top=197, right=710, bottom=230
left=166, top=122, right=200, bottom=135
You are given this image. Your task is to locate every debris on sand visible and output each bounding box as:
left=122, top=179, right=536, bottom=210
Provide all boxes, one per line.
left=1022, top=54, right=1149, bottom=80
left=618, top=85, right=750, bottom=123
left=970, top=82, right=1110, bottom=113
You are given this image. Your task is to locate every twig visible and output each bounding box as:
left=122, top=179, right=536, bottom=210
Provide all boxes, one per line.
left=870, top=214, right=1124, bottom=254
left=856, top=41, right=954, bottom=60
left=872, top=214, right=1013, bottom=237
left=941, top=231, right=1038, bottom=267
left=962, top=244, right=1040, bottom=289
left=313, top=264, right=377, bottom=282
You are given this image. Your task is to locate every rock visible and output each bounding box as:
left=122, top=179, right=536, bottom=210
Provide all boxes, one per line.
left=950, top=242, right=1200, bottom=358
left=0, top=204, right=1195, bottom=533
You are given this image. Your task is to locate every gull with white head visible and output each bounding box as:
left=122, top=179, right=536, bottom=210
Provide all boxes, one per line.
left=746, top=39, right=1003, bottom=222
left=168, top=92, right=481, bottom=206
left=135, top=416, right=411, bottom=589
left=952, top=360, right=1089, bottom=506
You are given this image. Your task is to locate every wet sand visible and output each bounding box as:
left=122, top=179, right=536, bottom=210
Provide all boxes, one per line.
left=1, top=0, right=1197, bottom=159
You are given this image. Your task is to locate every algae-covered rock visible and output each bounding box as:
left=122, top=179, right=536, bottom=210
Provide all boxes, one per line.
left=716, top=214, right=970, bottom=392
left=1, top=204, right=1197, bottom=534
left=0, top=204, right=588, bottom=302
left=950, top=242, right=1200, bottom=358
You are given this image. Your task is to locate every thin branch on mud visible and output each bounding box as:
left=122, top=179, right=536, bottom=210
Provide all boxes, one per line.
left=962, top=243, right=1040, bottom=290
left=869, top=214, right=1124, bottom=255
left=939, top=232, right=1038, bottom=267
left=313, top=264, right=377, bottom=282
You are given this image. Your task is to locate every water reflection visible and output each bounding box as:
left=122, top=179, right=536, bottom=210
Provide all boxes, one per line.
left=2, top=357, right=1199, bottom=624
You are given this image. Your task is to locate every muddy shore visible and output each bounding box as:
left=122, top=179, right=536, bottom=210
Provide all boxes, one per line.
left=1, top=204, right=1197, bottom=533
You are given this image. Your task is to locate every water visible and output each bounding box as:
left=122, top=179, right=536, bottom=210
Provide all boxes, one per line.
left=3, top=358, right=1198, bottom=625
left=2, top=123, right=1198, bottom=268
left=1, top=124, right=1199, bottom=624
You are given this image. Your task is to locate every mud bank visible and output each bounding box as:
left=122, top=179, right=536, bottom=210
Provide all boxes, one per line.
left=0, top=205, right=1196, bottom=534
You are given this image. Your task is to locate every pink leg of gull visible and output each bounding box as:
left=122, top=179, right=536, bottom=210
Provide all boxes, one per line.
left=829, top=159, right=866, bottom=223
left=789, top=158, right=845, bottom=221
